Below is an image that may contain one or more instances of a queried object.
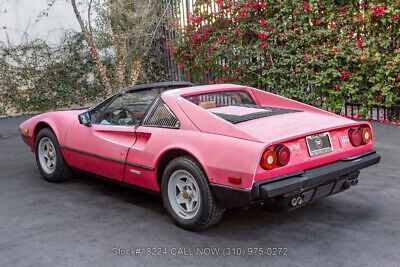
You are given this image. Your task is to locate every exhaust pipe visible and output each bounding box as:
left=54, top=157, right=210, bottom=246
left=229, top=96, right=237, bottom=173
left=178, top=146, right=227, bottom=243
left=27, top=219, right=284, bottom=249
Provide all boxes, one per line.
left=350, top=179, right=359, bottom=186
left=291, top=196, right=303, bottom=207
left=297, top=196, right=303, bottom=205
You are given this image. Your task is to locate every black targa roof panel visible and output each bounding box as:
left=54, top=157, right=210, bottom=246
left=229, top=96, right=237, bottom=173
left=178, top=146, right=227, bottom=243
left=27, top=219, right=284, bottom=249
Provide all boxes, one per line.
left=123, top=81, right=194, bottom=93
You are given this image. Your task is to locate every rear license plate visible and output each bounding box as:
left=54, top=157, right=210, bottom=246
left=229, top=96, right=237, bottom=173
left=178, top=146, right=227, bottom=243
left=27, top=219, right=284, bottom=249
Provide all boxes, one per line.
left=306, top=132, right=333, bottom=157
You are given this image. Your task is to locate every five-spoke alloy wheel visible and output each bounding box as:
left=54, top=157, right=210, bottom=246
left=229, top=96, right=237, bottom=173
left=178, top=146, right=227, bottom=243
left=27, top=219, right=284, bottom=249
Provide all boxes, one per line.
left=162, top=156, right=225, bottom=231
left=35, top=128, right=70, bottom=182
left=38, top=137, right=57, bottom=174
left=167, top=170, right=201, bottom=219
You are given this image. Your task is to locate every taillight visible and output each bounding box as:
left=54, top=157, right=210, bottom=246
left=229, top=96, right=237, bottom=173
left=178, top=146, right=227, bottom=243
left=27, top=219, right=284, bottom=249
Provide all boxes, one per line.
left=359, top=126, right=372, bottom=144
left=275, top=145, right=290, bottom=166
left=349, top=129, right=362, bottom=147
left=260, top=149, right=277, bottom=170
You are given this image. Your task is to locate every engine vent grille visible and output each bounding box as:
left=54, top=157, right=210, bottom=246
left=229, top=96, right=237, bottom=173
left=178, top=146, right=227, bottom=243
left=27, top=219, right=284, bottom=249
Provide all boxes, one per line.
left=211, top=104, right=302, bottom=124
left=141, top=98, right=180, bottom=128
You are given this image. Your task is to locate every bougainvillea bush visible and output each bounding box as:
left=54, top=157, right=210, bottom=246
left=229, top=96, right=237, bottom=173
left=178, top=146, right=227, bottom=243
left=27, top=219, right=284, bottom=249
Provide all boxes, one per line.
left=168, top=0, right=400, bottom=117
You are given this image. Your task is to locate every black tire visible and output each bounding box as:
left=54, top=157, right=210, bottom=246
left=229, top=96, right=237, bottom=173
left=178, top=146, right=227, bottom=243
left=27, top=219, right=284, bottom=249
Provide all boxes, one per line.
left=35, top=128, right=70, bottom=182
left=161, top=156, right=225, bottom=231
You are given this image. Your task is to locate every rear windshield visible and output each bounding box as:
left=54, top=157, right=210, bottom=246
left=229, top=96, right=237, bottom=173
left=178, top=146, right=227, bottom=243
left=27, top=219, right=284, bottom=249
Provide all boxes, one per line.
left=184, top=90, right=255, bottom=108
left=184, top=90, right=301, bottom=124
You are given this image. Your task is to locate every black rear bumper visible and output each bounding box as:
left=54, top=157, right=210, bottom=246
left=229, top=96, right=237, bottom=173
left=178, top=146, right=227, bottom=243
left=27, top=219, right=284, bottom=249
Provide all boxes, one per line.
left=210, top=150, right=381, bottom=208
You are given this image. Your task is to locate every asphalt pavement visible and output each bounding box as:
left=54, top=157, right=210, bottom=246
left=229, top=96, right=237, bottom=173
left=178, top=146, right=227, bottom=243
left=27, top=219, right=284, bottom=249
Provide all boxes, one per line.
left=0, top=115, right=399, bottom=266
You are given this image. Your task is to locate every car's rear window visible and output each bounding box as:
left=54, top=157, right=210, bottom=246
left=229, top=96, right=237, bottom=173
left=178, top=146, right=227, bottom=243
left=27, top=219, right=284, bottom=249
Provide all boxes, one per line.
left=184, top=90, right=255, bottom=108
left=184, top=90, right=301, bottom=124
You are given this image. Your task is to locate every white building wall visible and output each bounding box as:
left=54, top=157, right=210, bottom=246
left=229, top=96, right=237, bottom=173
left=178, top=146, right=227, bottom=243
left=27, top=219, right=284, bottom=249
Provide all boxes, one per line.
left=0, top=0, right=85, bottom=45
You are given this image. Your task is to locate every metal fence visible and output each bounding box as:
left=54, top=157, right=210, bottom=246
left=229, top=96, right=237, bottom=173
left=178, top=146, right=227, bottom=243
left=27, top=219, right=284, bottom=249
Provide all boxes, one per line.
left=344, top=102, right=400, bottom=123
left=161, top=0, right=217, bottom=83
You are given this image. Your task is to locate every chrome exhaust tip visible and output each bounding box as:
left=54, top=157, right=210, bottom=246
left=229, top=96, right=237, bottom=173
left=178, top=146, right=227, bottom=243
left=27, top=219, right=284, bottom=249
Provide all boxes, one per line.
left=291, top=197, right=298, bottom=206
left=297, top=196, right=303, bottom=205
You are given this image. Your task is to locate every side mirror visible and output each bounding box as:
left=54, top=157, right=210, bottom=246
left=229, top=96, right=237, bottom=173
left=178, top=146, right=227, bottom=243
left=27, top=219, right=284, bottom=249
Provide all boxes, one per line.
left=78, top=111, right=92, bottom=127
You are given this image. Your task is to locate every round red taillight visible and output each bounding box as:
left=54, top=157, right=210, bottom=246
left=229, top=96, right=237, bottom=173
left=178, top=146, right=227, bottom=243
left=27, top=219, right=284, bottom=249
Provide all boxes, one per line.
left=360, top=127, right=372, bottom=144
left=349, top=129, right=362, bottom=147
left=275, top=145, right=290, bottom=166
left=261, top=149, right=277, bottom=170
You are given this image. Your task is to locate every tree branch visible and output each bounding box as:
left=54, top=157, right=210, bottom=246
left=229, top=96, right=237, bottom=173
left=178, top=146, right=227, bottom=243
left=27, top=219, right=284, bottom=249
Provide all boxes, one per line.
left=71, top=0, right=112, bottom=97
left=88, top=0, right=93, bottom=34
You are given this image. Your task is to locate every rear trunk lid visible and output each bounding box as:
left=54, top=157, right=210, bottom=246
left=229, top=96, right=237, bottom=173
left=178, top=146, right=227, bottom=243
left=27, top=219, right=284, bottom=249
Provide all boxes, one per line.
left=233, top=111, right=358, bottom=144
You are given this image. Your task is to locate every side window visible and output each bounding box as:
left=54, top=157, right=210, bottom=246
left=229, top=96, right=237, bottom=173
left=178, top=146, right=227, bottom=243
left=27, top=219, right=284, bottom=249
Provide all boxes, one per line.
left=95, top=91, right=157, bottom=126
left=141, top=98, right=179, bottom=128
left=90, top=100, right=110, bottom=123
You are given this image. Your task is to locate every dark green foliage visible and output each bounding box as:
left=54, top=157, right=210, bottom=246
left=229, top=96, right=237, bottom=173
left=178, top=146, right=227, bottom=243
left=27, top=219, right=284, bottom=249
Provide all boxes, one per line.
left=0, top=32, right=103, bottom=115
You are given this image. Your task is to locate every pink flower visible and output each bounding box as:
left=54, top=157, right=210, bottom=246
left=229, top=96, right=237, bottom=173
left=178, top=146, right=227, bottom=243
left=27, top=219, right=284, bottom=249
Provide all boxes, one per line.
left=339, top=71, right=349, bottom=81
left=260, top=18, right=266, bottom=26
left=258, top=32, right=268, bottom=40
left=371, top=5, right=386, bottom=16
left=355, top=40, right=363, bottom=47
left=329, top=23, right=336, bottom=28
left=316, top=20, right=322, bottom=25
left=251, top=3, right=259, bottom=9
left=260, top=41, right=268, bottom=49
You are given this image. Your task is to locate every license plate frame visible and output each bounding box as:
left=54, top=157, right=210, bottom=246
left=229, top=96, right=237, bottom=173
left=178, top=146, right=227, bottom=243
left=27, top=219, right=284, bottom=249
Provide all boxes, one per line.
left=305, top=132, right=333, bottom=157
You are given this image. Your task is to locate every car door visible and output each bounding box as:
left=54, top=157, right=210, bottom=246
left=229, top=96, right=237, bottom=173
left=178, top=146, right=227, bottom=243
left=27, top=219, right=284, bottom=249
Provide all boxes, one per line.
left=123, top=97, right=181, bottom=190
left=63, top=91, right=149, bottom=181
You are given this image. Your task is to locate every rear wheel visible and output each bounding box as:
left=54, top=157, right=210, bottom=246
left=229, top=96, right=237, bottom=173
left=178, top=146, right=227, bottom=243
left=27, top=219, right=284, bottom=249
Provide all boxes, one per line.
left=35, top=128, right=70, bottom=182
left=161, top=156, right=225, bottom=231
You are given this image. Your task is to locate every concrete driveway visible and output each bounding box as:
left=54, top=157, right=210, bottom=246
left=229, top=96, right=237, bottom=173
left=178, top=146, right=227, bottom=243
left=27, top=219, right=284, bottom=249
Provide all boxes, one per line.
left=0, top=116, right=399, bottom=266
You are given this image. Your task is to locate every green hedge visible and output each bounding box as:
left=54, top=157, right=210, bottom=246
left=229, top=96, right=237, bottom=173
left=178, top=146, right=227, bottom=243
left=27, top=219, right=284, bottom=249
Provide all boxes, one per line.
left=169, top=0, right=400, bottom=115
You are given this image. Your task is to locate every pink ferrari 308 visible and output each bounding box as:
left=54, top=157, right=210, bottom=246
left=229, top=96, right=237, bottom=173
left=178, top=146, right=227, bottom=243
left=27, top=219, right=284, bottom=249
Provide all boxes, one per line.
left=20, top=82, right=380, bottom=230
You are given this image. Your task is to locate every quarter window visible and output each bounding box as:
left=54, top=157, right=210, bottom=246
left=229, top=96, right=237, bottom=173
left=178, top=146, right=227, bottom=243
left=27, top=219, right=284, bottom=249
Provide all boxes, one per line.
left=141, top=98, right=179, bottom=128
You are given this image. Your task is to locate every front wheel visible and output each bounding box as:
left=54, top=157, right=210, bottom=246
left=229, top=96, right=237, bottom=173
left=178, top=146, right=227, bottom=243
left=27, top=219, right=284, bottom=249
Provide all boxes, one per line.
left=35, top=128, right=70, bottom=182
left=161, top=156, right=225, bottom=231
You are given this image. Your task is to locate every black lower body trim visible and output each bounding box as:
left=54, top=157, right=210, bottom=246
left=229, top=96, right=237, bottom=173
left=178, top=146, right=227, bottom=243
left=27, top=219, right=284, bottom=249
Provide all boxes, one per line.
left=20, top=133, right=33, bottom=139
left=69, top=167, right=160, bottom=196
left=265, top=171, right=361, bottom=212
left=60, top=145, right=155, bottom=171
left=210, top=184, right=252, bottom=208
